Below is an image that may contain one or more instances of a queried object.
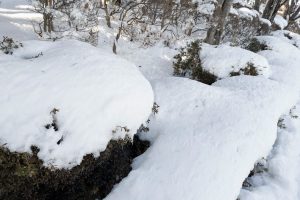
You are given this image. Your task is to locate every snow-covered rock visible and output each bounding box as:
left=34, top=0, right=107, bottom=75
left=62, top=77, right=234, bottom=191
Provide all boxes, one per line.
left=105, top=76, right=297, bottom=200
left=200, top=44, right=271, bottom=78
left=0, top=40, right=154, bottom=168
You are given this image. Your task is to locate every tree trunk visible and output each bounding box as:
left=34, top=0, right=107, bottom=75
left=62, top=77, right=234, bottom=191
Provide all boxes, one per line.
left=43, top=0, right=53, bottom=33
left=205, top=0, right=233, bottom=45
left=262, top=0, right=281, bottom=22
left=254, top=0, right=260, bottom=12
left=104, top=0, right=112, bottom=28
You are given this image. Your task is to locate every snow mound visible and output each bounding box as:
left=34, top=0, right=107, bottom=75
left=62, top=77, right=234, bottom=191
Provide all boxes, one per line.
left=0, top=40, right=154, bottom=168
left=256, top=32, right=300, bottom=89
left=271, top=30, right=300, bottom=49
left=240, top=103, right=300, bottom=200
left=274, top=15, right=288, bottom=30
left=200, top=44, right=271, bottom=78
left=105, top=76, right=297, bottom=200
left=238, top=31, right=300, bottom=200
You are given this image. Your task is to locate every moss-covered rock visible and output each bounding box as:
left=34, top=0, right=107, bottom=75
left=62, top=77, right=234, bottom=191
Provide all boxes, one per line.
left=0, top=135, right=149, bottom=200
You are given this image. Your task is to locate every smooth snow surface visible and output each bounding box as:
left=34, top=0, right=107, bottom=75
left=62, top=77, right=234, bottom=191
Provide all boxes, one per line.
left=238, top=31, right=300, bottom=200
left=105, top=76, right=297, bottom=200
left=201, top=44, right=271, bottom=78
left=240, top=104, right=300, bottom=200
left=0, top=0, right=40, bottom=40
left=274, top=15, right=288, bottom=30
left=0, top=40, right=154, bottom=168
left=256, top=32, right=300, bottom=89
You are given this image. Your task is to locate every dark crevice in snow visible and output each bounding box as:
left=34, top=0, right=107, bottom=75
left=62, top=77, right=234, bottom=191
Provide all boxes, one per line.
left=0, top=134, right=150, bottom=200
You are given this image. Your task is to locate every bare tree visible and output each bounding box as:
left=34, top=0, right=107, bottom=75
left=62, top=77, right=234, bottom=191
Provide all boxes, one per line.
left=262, top=0, right=283, bottom=21
left=33, top=0, right=100, bottom=45
left=254, top=0, right=261, bottom=11
left=285, top=0, right=300, bottom=28
left=205, top=0, right=234, bottom=45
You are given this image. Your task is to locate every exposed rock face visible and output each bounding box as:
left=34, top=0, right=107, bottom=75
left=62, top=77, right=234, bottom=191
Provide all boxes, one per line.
left=0, top=135, right=149, bottom=200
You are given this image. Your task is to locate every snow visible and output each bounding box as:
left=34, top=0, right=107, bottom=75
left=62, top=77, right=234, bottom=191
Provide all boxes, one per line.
left=259, top=18, right=272, bottom=26
left=118, top=42, right=177, bottom=81
left=255, top=32, right=300, bottom=88
left=238, top=7, right=259, bottom=20
left=200, top=44, right=271, bottom=78
left=239, top=104, right=300, bottom=200
left=274, top=15, right=288, bottom=30
left=237, top=31, right=300, bottom=200
left=2, top=0, right=300, bottom=199
left=105, top=76, right=297, bottom=200
left=0, top=1, right=41, bottom=40
left=0, top=39, right=154, bottom=168
left=271, top=30, right=300, bottom=49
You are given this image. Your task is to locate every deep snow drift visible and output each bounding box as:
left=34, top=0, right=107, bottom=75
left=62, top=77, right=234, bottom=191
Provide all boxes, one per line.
left=105, top=76, right=297, bottom=200
left=0, top=40, right=153, bottom=168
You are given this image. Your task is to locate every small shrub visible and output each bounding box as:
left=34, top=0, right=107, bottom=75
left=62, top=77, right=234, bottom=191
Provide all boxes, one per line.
left=242, top=158, right=268, bottom=189
left=230, top=62, right=259, bottom=77
left=44, top=108, right=59, bottom=132
left=277, top=118, right=286, bottom=129
left=0, top=36, right=23, bottom=55
left=173, top=40, right=217, bottom=85
left=152, top=102, right=159, bottom=115
left=289, top=106, right=299, bottom=119
left=245, top=38, right=268, bottom=53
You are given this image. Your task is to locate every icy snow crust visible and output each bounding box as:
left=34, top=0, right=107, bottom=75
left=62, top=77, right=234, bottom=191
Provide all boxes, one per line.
left=0, top=40, right=154, bottom=168
left=201, top=44, right=271, bottom=78
left=105, top=76, right=297, bottom=200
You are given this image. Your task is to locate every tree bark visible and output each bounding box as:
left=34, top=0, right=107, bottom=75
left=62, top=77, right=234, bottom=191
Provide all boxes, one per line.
left=262, top=0, right=281, bottom=22
left=254, top=0, right=260, bottom=12
left=43, top=0, right=53, bottom=33
left=205, top=0, right=233, bottom=45
left=104, top=0, right=112, bottom=28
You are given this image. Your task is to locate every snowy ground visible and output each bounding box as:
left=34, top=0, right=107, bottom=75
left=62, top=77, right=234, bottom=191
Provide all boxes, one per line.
left=105, top=76, right=297, bottom=200
left=0, top=0, right=40, bottom=40
left=238, top=31, right=300, bottom=200
left=2, top=1, right=300, bottom=200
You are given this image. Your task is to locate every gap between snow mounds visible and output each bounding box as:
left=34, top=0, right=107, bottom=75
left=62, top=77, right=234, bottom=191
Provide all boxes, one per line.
left=0, top=39, right=154, bottom=168
left=239, top=104, right=300, bottom=200
left=105, top=76, right=298, bottom=200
